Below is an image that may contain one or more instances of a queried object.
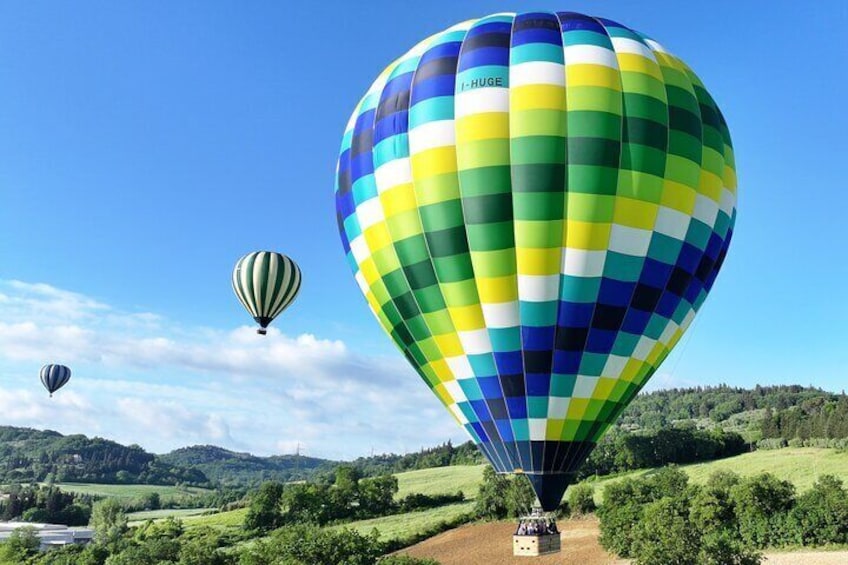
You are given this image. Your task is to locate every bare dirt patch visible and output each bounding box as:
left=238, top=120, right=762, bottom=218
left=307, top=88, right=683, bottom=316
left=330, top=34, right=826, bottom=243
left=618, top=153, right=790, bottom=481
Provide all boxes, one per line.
left=763, top=551, right=848, bottom=564
left=398, top=517, right=848, bottom=565
left=399, top=516, right=627, bottom=565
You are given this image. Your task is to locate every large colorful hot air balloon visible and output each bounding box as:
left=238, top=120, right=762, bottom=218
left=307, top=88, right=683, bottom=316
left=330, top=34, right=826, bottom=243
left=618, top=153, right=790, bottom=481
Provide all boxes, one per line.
left=232, top=251, right=302, bottom=335
left=335, top=11, right=736, bottom=511
left=40, top=364, right=71, bottom=397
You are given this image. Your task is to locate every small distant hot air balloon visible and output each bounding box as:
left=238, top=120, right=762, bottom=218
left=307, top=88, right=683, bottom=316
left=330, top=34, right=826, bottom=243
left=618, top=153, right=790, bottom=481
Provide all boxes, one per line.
left=232, top=251, right=302, bottom=335
left=335, top=11, right=737, bottom=517
left=40, top=364, right=71, bottom=398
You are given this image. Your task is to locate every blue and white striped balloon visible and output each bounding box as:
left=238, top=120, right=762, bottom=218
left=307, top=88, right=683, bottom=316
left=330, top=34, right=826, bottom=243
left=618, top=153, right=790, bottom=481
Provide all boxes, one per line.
left=40, top=364, right=71, bottom=397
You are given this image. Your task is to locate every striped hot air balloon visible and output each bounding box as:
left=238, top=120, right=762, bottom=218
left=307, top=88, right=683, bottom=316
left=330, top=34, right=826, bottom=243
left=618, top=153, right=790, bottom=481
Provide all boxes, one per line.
left=335, top=11, right=736, bottom=511
left=40, top=364, right=71, bottom=397
left=232, top=251, right=302, bottom=335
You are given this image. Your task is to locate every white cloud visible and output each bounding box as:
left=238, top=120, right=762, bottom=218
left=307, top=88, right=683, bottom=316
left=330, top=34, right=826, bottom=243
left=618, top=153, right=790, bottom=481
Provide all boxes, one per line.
left=0, top=279, right=467, bottom=459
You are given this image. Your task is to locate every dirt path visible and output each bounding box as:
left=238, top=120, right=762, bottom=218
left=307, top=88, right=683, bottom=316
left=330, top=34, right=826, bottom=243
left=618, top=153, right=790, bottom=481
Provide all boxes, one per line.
left=763, top=551, right=848, bottom=564
left=398, top=518, right=848, bottom=565
left=399, top=517, right=626, bottom=565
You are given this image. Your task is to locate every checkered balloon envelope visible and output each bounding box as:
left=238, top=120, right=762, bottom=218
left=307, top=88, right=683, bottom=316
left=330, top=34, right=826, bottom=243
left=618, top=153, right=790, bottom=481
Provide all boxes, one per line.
left=335, top=11, right=736, bottom=511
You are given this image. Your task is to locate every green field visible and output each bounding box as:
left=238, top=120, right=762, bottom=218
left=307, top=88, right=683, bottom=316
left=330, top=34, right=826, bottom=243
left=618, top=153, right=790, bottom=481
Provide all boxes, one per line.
left=54, top=482, right=211, bottom=500
left=331, top=501, right=475, bottom=541
left=578, top=447, right=848, bottom=503
left=183, top=507, right=248, bottom=529
left=128, top=507, right=215, bottom=525
left=395, top=465, right=485, bottom=500
left=154, top=448, right=848, bottom=538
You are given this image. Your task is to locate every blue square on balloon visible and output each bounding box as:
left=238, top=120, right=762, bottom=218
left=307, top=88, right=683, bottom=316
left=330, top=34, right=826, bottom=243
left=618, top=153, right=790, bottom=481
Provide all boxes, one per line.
left=552, top=350, right=581, bottom=373
left=656, top=291, right=680, bottom=318
left=526, top=373, right=550, bottom=396
left=677, top=243, right=702, bottom=273
left=494, top=350, right=524, bottom=374
left=495, top=419, right=516, bottom=442
left=506, top=397, right=528, bottom=418
left=585, top=329, right=617, bottom=353
left=641, top=256, right=673, bottom=287
left=478, top=376, right=503, bottom=399
left=470, top=422, right=487, bottom=441
left=470, top=401, right=491, bottom=422
left=598, top=278, right=635, bottom=307
left=622, top=308, right=651, bottom=334
left=684, top=279, right=703, bottom=303
left=522, top=325, right=555, bottom=350
left=557, top=301, right=594, bottom=326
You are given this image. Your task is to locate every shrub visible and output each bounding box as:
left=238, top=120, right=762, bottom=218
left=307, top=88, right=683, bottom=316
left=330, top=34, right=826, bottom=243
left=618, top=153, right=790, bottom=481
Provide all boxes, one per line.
left=567, top=483, right=596, bottom=516
left=632, top=497, right=700, bottom=565
left=730, top=473, right=795, bottom=548
left=786, top=475, right=848, bottom=546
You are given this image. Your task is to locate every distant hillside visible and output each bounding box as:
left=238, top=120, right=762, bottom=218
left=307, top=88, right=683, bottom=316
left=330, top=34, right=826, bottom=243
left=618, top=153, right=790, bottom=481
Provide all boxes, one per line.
left=1, top=385, right=843, bottom=489
left=617, top=384, right=843, bottom=439
left=0, top=426, right=208, bottom=486
left=158, top=445, right=335, bottom=486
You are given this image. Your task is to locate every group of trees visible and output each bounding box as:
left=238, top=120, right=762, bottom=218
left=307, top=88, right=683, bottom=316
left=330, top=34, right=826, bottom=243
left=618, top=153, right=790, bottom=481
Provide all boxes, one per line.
left=761, top=396, right=848, bottom=440
left=597, top=466, right=848, bottom=564
left=577, top=426, right=748, bottom=479
left=0, top=485, right=92, bottom=526
left=0, top=427, right=208, bottom=486
left=618, top=385, right=836, bottom=430
left=350, top=441, right=483, bottom=477
left=244, top=466, right=464, bottom=533
left=0, top=500, right=440, bottom=565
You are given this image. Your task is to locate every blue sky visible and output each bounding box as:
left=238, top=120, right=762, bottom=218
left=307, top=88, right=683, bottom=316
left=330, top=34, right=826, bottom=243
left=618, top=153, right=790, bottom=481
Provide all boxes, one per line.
left=1, top=1, right=846, bottom=458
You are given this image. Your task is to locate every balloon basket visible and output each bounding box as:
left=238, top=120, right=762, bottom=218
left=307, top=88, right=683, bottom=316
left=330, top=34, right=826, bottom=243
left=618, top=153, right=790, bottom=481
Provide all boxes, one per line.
left=513, top=509, right=561, bottom=557
left=257, top=328, right=267, bottom=336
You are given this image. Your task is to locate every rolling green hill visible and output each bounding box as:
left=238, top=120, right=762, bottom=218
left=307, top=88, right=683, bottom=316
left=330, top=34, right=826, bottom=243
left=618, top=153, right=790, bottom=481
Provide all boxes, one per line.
left=158, top=445, right=335, bottom=486
left=0, top=426, right=208, bottom=486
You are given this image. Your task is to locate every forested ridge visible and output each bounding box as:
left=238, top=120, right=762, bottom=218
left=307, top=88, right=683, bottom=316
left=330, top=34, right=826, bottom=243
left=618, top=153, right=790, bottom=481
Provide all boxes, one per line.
left=0, top=427, right=207, bottom=486
left=0, top=385, right=844, bottom=488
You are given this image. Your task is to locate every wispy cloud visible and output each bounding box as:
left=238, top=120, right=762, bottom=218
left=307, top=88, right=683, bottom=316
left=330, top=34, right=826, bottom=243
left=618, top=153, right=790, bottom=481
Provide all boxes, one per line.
left=0, top=280, right=465, bottom=459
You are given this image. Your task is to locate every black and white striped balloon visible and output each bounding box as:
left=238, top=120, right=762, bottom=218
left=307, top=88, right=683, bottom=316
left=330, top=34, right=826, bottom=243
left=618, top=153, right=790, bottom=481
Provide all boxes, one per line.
left=40, top=364, right=71, bottom=397
left=232, top=251, right=302, bottom=335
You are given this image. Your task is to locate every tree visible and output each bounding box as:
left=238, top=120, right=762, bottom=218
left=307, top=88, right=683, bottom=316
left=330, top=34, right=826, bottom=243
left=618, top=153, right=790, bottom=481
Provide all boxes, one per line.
left=358, top=475, right=398, bottom=517
left=786, top=475, right=848, bottom=546
left=0, top=526, right=40, bottom=565
left=238, top=524, right=381, bottom=565
left=567, top=483, right=596, bottom=516
left=632, top=496, right=700, bottom=565
left=474, top=467, right=534, bottom=519
left=475, top=466, right=510, bottom=519
left=244, top=481, right=284, bottom=533
left=178, top=527, right=233, bottom=565
left=91, top=498, right=128, bottom=547
left=730, top=473, right=795, bottom=548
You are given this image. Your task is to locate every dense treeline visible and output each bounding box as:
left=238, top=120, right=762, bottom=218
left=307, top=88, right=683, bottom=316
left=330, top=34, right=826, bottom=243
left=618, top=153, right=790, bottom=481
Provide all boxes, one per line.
left=596, top=466, right=848, bottom=564
left=0, top=508, right=441, bottom=565
left=0, top=427, right=208, bottom=486
left=243, top=465, right=464, bottom=532
left=578, top=426, right=748, bottom=478
left=349, top=440, right=484, bottom=477
left=158, top=445, right=335, bottom=486
left=0, top=485, right=92, bottom=526
left=761, top=396, right=848, bottom=440
left=0, top=483, right=451, bottom=565
left=618, top=385, right=837, bottom=430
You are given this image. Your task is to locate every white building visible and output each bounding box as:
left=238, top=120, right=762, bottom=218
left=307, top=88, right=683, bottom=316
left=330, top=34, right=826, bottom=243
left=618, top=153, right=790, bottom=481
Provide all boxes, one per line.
left=0, top=522, right=94, bottom=551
